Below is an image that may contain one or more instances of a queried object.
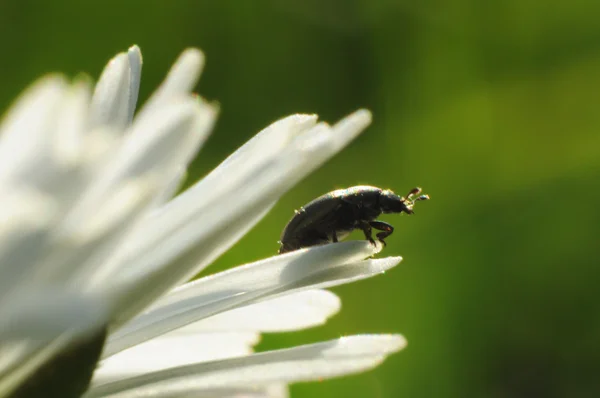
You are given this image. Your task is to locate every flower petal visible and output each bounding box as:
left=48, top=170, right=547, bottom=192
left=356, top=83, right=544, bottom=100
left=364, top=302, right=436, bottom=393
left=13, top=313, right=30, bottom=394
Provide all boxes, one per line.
left=107, top=110, right=372, bottom=326
left=0, top=188, right=57, bottom=297
left=89, top=52, right=133, bottom=133
left=121, top=113, right=317, bottom=268
left=94, top=332, right=259, bottom=385
left=91, top=385, right=286, bottom=398
left=184, top=113, right=319, bottom=207
left=0, top=77, right=68, bottom=188
left=88, top=335, right=404, bottom=397
left=188, top=289, right=340, bottom=332
left=97, top=290, right=341, bottom=382
left=88, top=45, right=142, bottom=132
left=126, top=46, right=143, bottom=124
left=53, top=79, right=91, bottom=169
left=38, top=98, right=216, bottom=286
left=137, top=48, right=204, bottom=121
left=104, top=243, right=396, bottom=358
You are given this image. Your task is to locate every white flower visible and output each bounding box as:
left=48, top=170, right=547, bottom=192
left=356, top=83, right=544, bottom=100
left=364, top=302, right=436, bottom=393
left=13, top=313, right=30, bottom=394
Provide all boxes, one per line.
left=0, top=46, right=406, bottom=398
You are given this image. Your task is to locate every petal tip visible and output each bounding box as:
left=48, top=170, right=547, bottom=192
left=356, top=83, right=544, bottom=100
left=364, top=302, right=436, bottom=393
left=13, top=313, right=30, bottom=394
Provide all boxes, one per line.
left=180, top=48, right=205, bottom=71
left=389, top=333, right=408, bottom=352
left=128, top=45, right=143, bottom=64
left=354, top=108, right=373, bottom=123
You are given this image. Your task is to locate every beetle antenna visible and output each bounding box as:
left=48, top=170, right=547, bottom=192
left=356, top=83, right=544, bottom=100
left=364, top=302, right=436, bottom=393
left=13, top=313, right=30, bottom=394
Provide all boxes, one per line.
left=406, top=187, right=422, bottom=201
left=415, top=194, right=430, bottom=202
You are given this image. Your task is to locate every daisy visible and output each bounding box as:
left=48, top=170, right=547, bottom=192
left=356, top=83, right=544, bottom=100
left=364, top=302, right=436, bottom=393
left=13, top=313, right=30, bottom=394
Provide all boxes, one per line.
left=0, top=45, right=405, bottom=398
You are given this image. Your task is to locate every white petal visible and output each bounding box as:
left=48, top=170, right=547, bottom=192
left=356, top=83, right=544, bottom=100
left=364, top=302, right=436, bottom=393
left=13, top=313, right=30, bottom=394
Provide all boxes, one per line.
left=77, top=98, right=209, bottom=210
left=103, top=243, right=393, bottom=358
left=152, top=166, right=187, bottom=207
left=0, top=76, right=67, bottom=187
left=68, top=176, right=161, bottom=245
left=89, top=52, right=133, bottom=132
left=329, top=109, right=372, bottom=151
left=53, top=79, right=91, bottom=168
left=88, top=335, right=404, bottom=398
left=109, top=117, right=321, bottom=293
left=137, top=48, right=204, bottom=120
left=121, top=113, right=317, bottom=266
left=126, top=45, right=143, bottom=124
left=108, top=203, right=276, bottom=328
left=157, top=48, right=204, bottom=94
left=189, top=290, right=340, bottom=332
left=40, top=99, right=215, bottom=286
left=1, top=79, right=93, bottom=208
left=88, top=45, right=143, bottom=132
left=153, top=242, right=375, bottom=311
left=103, top=289, right=340, bottom=373
left=182, top=114, right=319, bottom=209
left=30, top=176, right=162, bottom=287
left=89, top=385, right=284, bottom=398
left=106, top=111, right=372, bottom=325
left=115, top=96, right=216, bottom=183
left=0, top=188, right=58, bottom=297
left=0, top=77, right=93, bottom=203
left=94, top=331, right=259, bottom=384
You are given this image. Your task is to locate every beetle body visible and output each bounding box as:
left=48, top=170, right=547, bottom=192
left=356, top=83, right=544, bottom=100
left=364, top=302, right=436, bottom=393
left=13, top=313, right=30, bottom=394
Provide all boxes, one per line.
left=278, top=185, right=428, bottom=254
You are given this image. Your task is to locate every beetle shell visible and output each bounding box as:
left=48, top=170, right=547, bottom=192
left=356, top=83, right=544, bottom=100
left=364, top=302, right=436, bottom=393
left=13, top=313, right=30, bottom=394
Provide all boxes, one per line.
left=278, top=185, right=428, bottom=254
left=279, top=186, right=384, bottom=253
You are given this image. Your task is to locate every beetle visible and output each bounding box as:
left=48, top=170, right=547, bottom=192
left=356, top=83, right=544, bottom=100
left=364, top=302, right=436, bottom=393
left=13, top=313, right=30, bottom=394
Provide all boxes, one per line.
left=278, top=185, right=429, bottom=253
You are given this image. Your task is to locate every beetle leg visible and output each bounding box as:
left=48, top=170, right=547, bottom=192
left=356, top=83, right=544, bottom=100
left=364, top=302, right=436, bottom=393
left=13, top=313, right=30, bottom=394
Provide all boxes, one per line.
left=369, top=220, right=394, bottom=246
left=358, top=221, right=376, bottom=245
left=332, top=231, right=338, bottom=243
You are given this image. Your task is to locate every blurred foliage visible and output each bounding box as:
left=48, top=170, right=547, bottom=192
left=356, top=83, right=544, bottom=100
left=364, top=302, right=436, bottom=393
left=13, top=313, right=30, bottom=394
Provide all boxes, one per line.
left=1, top=0, right=599, bottom=397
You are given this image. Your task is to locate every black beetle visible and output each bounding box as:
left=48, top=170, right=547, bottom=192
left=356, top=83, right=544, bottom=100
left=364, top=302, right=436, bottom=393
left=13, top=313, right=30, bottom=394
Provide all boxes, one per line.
left=278, top=185, right=429, bottom=253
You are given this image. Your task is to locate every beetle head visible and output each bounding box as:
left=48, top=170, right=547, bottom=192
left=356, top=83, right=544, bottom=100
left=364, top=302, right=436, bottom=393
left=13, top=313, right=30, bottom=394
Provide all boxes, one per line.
left=380, top=187, right=429, bottom=214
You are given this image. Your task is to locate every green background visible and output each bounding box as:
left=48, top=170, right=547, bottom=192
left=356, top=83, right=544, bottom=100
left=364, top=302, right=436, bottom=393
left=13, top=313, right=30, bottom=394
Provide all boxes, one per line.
left=2, top=1, right=599, bottom=397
